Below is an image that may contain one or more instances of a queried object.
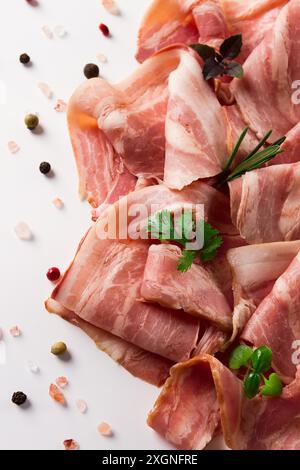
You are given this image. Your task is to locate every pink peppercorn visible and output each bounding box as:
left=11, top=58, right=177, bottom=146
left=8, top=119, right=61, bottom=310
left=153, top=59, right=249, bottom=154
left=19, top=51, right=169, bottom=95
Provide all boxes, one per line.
left=99, top=23, right=110, bottom=37
left=46, top=267, right=61, bottom=282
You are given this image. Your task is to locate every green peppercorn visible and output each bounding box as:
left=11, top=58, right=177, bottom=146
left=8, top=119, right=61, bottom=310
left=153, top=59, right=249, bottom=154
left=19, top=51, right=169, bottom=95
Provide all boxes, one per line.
left=39, top=162, right=51, bottom=175
left=25, top=113, right=39, bottom=130
left=84, top=63, right=99, bottom=79
left=12, top=391, right=27, bottom=406
left=51, top=341, right=67, bottom=356
left=19, top=53, right=31, bottom=64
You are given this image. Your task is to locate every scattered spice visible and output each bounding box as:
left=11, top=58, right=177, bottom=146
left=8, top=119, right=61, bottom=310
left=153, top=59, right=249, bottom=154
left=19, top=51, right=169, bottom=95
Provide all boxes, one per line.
left=10, top=325, right=21, bottom=337
left=84, top=63, right=99, bottom=79
left=99, top=23, right=110, bottom=37
left=19, top=53, right=31, bottom=64
left=56, top=376, right=68, bottom=388
left=49, top=383, right=66, bottom=405
left=46, top=267, right=61, bottom=282
left=38, top=82, right=53, bottom=99
left=52, top=197, right=64, bottom=209
left=12, top=391, right=27, bottom=406
left=54, top=99, right=67, bottom=112
left=24, top=113, right=39, bottom=130
left=63, top=439, right=79, bottom=450
left=101, top=0, right=119, bottom=15
left=14, top=222, right=33, bottom=241
left=97, top=422, right=112, bottom=436
left=42, top=25, right=53, bottom=39
left=39, top=161, right=51, bottom=175
left=8, top=140, right=20, bottom=154
left=51, top=341, right=67, bottom=356
left=75, top=399, right=87, bottom=414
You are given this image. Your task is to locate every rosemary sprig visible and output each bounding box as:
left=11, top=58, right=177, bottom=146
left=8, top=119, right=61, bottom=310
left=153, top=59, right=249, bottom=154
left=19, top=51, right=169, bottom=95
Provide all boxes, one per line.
left=222, top=128, right=286, bottom=184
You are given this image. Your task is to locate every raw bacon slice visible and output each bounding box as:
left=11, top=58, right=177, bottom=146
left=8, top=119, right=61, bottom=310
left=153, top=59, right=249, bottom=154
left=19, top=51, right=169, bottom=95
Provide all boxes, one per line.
left=268, top=122, right=300, bottom=166
left=242, top=250, right=300, bottom=384
left=231, top=0, right=300, bottom=140
left=46, top=299, right=172, bottom=387
left=141, top=244, right=232, bottom=331
left=227, top=241, right=300, bottom=340
left=229, top=163, right=300, bottom=244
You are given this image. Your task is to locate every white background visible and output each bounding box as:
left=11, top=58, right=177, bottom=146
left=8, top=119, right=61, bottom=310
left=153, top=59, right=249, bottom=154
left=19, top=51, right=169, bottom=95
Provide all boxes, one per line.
left=0, top=0, right=179, bottom=450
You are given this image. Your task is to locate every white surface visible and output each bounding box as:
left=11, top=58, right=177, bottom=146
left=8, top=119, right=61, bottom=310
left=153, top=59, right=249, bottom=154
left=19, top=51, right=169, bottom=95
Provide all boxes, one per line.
left=0, top=0, right=177, bottom=450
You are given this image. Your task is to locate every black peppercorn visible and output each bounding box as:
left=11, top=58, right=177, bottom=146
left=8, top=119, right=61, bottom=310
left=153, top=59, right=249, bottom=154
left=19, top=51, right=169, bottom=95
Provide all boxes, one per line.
left=84, top=63, right=99, bottom=79
left=20, top=53, right=31, bottom=64
left=12, top=391, right=27, bottom=406
left=39, top=161, right=51, bottom=175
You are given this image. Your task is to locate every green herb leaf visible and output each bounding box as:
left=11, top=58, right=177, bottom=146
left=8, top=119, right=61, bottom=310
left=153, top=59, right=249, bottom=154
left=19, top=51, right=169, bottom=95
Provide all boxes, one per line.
left=147, top=209, right=174, bottom=240
left=203, top=57, right=225, bottom=80
left=229, top=345, right=253, bottom=370
left=244, top=372, right=261, bottom=399
left=177, top=250, right=198, bottom=273
left=251, top=346, right=272, bottom=374
left=190, top=43, right=216, bottom=61
left=223, top=61, right=244, bottom=78
left=220, top=34, right=243, bottom=60
left=261, top=373, right=283, bottom=397
left=200, top=222, right=222, bottom=262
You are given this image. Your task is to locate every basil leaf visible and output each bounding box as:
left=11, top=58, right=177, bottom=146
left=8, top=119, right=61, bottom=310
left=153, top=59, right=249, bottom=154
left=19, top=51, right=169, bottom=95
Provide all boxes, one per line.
left=244, top=372, right=260, bottom=399
left=261, top=373, right=283, bottom=397
left=220, top=34, right=242, bottom=60
left=224, top=61, right=244, bottom=78
left=229, top=345, right=253, bottom=370
left=190, top=44, right=216, bottom=61
left=203, top=57, right=225, bottom=80
left=251, top=346, right=272, bottom=374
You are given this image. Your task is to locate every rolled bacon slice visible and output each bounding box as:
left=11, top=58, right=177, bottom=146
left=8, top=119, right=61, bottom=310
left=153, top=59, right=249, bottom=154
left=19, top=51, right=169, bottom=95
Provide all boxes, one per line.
left=141, top=244, right=232, bottom=331
left=229, top=163, right=300, bottom=244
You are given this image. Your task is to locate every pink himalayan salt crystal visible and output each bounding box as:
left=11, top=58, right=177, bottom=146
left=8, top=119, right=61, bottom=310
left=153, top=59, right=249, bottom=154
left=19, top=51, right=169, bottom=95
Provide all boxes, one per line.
left=97, top=422, right=112, bottom=436
left=10, top=326, right=21, bottom=337
left=52, top=197, right=64, bottom=209
left=8, top=141, right=20, bottom=154
left=38, top=82, right=53, bottom=99
left=56, top=376, right=68, bottom=388
left=54, top=99, right=67, bottom=112
left=14, top=222, right=33, bottom=241
left=101, top=0, right=119, bottom=15
left=42, top=25, right=53, bottom=39
left=54, top=25, right=67, bottom=38
left=97, top=53, right=107, bottom=63
left=49, top=383, right=66, bottom=405
left=63, top=439, right=79, bottom=451
left=75, top=399, right=87, bottom=414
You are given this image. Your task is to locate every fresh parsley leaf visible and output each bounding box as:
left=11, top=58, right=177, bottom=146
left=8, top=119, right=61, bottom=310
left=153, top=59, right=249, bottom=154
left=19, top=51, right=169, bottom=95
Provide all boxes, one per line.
left=177, top=250, right=197, bottom=273
left=203, top=57, right=225, bottom=80
left=220, top=34, right=243, bottom=60
left=261, top=373, right=283, bottom=397
left=190, top=43, right=216, bottom=61
left=148, top=209, right=174, bottom=240
left=174, top=210, right=195, bottom=244
left=200, top=222, right=222, bottom=262
left=251, top=346, right=272, bottom=374
left=229, top=345, right=253, bottom=370
left=223, top=61, right=244, bottom=78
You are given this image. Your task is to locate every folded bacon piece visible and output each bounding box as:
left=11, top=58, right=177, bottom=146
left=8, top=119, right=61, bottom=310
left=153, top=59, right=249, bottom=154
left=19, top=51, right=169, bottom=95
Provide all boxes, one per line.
left=242, top=250, right=300, bottom=384
left=148, top=354, right=300, bottom=450
left=46, top=299, right=172, bottom=387
left=227, top=241, right=300, bottom=340
left=231, top=0, right=300, bottom=140
left=141, top=244, right=232, bottom=331
left=229, top=163, right=300, bottom=244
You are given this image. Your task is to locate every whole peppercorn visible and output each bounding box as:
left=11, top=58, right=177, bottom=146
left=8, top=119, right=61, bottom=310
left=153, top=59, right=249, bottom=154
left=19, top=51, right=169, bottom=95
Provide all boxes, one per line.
left=12, top=391, right=27, bottom=406
left=39, top=161, right=51, bottom=175
left=99, top=23, right=110, bottom=37
left=25, top=113, right=39, bottom=130
left=19, top=53, right=31, bottom=64
left=83, top=63, right=99, bottom=79
left=51, top=341, right=67, bottom=356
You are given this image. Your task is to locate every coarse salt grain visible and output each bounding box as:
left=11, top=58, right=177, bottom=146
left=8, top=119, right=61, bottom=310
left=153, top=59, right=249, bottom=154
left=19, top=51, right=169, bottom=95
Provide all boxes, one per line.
left=54, top=25, right=67, bottom=38
left=10, top=326, right=21, bottom=337
left=56, top=376, right=68, bottom=388
left=14, top=222, right=33, bottom=241
left=38, top=82, right=53, bottom=99
left=27, top=360, right=39, bottom=373
left=97, top=53, right=107, bottom=63
left=49, top=383, right=66, bottom=405
left=42, top=25, right=53, bottom=39
left=52, top=197, right=64, bottom=209
left=8, top=141, right=20, bottom=154
left=54, top=99, right=67, bottom=112
left=97, top=422, right=112, bottom=436
left=101, top=0, right=119, bottom=15
left=63, top=439, right=79, bottom=451
left=75, top=399, right=87, bottom=414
